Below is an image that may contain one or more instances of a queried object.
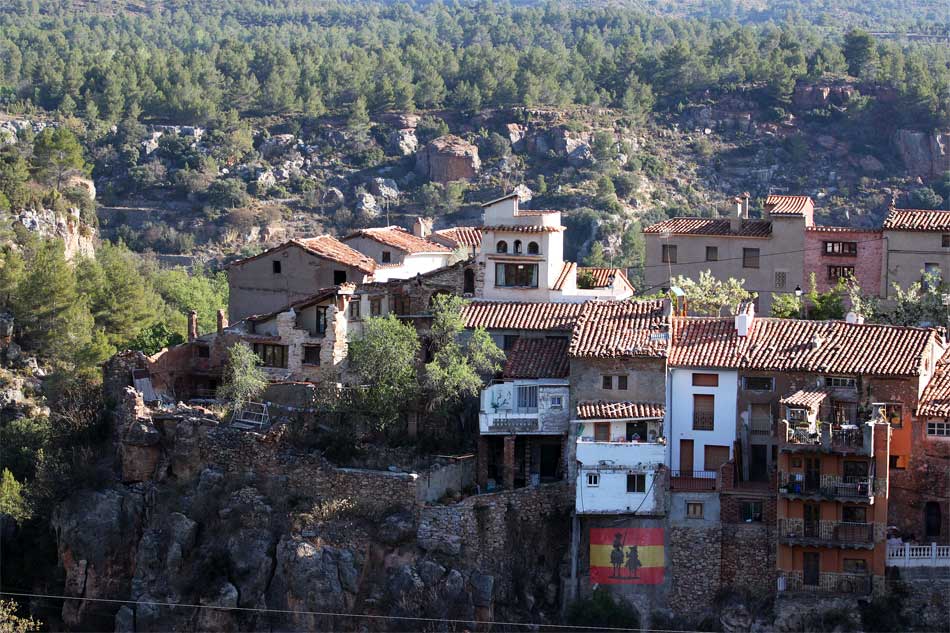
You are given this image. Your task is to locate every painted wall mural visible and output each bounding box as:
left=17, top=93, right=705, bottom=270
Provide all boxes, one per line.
left=590, top=528, right=665, bottom=584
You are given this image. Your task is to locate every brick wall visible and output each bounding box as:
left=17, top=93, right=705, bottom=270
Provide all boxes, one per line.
left=803, top=228, right=883, bottom=296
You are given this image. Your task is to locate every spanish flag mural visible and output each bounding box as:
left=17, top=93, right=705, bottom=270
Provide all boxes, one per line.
left=590, top=528, right=665, bottom=585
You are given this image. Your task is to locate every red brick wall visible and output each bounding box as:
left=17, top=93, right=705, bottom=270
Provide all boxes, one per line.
left=804, top=228, right=883, bottom=296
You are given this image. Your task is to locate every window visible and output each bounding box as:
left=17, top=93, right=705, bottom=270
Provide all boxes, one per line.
left=827, top=376, right=857, bottom=389
left=924, top=263, right=941, bottom=288
left=872, top=402, right=902, bottom=428
left=390, top=293, right=411, bottom=316
left=349, top=299, right=361, bottom=319
left=741, top=501, right=763, bottom=522
left=824, top=241, right=858, bottom=256
left=463, top=268, right=476, bottom=294
left=496, top=240, right=508, bottom=254
left=662, top=244, right=677, bottom=263
left=495, top=263, right=538, bottom=287
left=627, top=473, right=646, bottom=493
left=514, top=240, right=522, bottom=254
left=692, top=373, right=719, bottom=387
left=313, top=307, right=328, bottom=336
left=943, top=234, right=950, bottom=248
left=272, top=260, right=282, bottom=274
left=743, top=376, right=773, bottom=391
left=843, top=506, right=867, bottom=524
left=381, top=251, right=392, bottom=263
left=550, top=396, right=563, bottom=409
left=252, top=343, right=288, bottom=368
left=925, top=501, right=942, bottom=537
left=686, top=502, right=704, bottom=518
left=370, top=297, right=382, bottom=317
left=602, top=375, right=612, bottom=390
left=303, top=345, right=321, bottom=365
left=927, top=421, right=950, bottom=437
left=617, top=375, right=628, bottom=390
left=196, top=345, right=210, bottom=359
left=516, top=385, right=538, bottom=412
left=528, top=241, right=539, bottom=254
left=742, top=248, right=760, bottom=269
left=594, top=422, right=610, bottom=442
left=775, top=271, right=786, bottom=289
left=503, top=335, right=520, bottom=351
left=693, top=394, right=715, bottom=430
left=787, top=408, right=806, bottom=423
left=706, top=246, right=718, bottom=261
left=832, top=401, right=857, bottom=424
left=586, top=473, right=600, bottom=487
left=828, top=265, right=855, bottom=281
left=843, top=559, right=868, bottom=574
left=889, top=455, right=904, bottom=470
left=843, top=461, right=868, bottom=478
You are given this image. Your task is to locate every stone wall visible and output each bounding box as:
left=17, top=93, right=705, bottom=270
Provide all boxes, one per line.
left=720, top=524, right=776, bottom=594
left=668, top=526, right=722, bottom=618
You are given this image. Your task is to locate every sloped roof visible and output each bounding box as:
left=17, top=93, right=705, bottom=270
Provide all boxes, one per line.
left=765, top=195, right=814, bottom=216
left=553, top=262, right=576, bottom=291
left=576, top=401, right=665, bottom=420
left=779, top=388, right=831, bottom=412
left=882, top=208, right=950, bottom=232
left=481, top=225, right=565, bottom=233
left=462, top=301, right=583, bottom=331
left=643, top=218, right=772, bottom=238
left=669, top=316, right=937, bottom=376
left=227, top=236, right=376, bottom=274
left=503, top=338, right=570, bottom=379
left=243, top=285, right=351, bottom=323
left=918, top=349, right=950, bottom=417
left=569, top=300, right=668, bottom=358
left=433, top=226, right=482, bottom=249
left=344, top=226, right=452, bottom=254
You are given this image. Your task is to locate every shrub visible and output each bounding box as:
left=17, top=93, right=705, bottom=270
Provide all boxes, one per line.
left=566, top=589, right=640, bottom=630
left=415, top=116, right=449, bottom=144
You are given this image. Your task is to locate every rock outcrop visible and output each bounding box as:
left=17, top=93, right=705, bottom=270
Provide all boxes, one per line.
left=13, top=206, right=96, bottom=260
left=416, top=135, right=481, bottom=183
left=894, top=129, right=950, bottom=179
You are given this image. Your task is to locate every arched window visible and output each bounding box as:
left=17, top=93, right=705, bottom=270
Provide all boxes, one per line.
left=496, top=240, right=508, bottom=254
left=514, top=240, right=522, bottom=254
left=527, top=241, right=539, bottom=255
left=926, top=501, right=942, bottom=537
left=463, top=268, right=476, bottom=294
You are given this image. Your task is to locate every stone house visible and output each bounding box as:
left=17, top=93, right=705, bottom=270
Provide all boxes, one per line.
left=461, top=300, right=583, bottom=352
left=342, top=225, right=454, bottom=282
left=881, top=207, right=950, bottom=298
left=226, top=236, right=375, bottom=322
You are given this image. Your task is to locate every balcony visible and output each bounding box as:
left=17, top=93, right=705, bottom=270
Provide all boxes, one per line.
left=670, top=469, right=718, bottom=491
left=750, top=416, right=773, bottom=436
left=779, top=473, right=875, bottom=501
left=887, top=543, right=950, bottom=568
left=478, top=379, right=569, bottom=435
left=781, top=420, right=872, bottom=456
left=576, top=439, right=667, bottom=470
left=778, top=519, right=876, bottom=548
left=779, top=571, right=872, bottom=595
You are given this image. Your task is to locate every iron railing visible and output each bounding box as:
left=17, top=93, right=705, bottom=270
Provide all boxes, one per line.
left=670, top=470, right=717, bottom=491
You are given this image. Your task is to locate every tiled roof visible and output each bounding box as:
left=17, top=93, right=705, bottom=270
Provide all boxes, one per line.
left=642, top=218, right=772, bottom=238
left=294, top=236, right=377, bottom=273
left=779, top=388, right=830, bottom=412
left=553, top=262, right=575, bottom=291
left=765, top=195, right=813, bottom=216
left=481, top=225, right=565, bottom=233
left=462, top=301, right=583, bottom=331
left=580, top=267, right=635, bottom=292
left=882, top=208, right=950, bottom=232
left=669, top=316, right=937, bottom=376
left=569, top=300, right=668, bottom=358
left=344, top=226, right=452, bottom=253
left=918, top=350, right=950, bottom=417
left=576, top=401, right=665, bottom=420
left=503, top=338, right=570, bottom=379
left=433, top=226, right=482, bottom=249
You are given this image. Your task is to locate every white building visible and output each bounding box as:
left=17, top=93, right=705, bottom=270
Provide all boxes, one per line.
left=574, top=401, right=668, bottom=515
left=343, top=223, right=454, bottom=282
left=478, top=194, right=634, bottom=303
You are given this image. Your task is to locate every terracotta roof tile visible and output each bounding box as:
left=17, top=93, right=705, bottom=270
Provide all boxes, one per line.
left=344, top=226, right=452, bottom=253
left=918, top=349, right=950, bottom=417
left=462, top=301, right=583, bottom=331
left=883, top=208, right=950, bottom=232
left=433, top=226, right=482, bottom=249
left=229, top=236, right=376, bottom=274
left=503, top=338, right=570, bottom=379
left=670, top=316, right=937, bottom=376
left=481, top=225, right=565, bottom=233
left=569, top=300, right=668, bottom=358
left=779, top=388, right=831, bottom=412
left=578, top=267, right=635, bottom=293
left=576, top=401, right=665, bottom=420
left=765, top=195, right=814, bottom=216
left=553, top=262, right=576, bottom=291
left=643, top=218, right=772, bottom=238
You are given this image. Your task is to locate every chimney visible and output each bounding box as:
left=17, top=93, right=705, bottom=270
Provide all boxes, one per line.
left=735, top=301, right=755, bottom=337
left=216, top=309, right=228, bottom=333
left=845, top=311, right=865, bottom=325
left=188, top=310, right=199, bottom=341
left=730, top=196, right=743, bottom=233
left=662, top=297, right=673, bottom=318
left=810, top=333, right=823, bottom=351
left=741, top=192, right=750, bottom=218
left=412, top=217, right=432, bottom=238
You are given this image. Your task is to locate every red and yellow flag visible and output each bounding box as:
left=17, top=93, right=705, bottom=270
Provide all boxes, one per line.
left=590, top=528, right=665, bottom=585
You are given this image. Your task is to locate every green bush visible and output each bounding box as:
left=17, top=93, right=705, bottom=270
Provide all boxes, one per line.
left=566, top=589, right=640, bottom=630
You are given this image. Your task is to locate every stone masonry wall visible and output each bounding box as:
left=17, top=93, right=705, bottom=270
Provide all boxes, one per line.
left=668, top=526, right=722, bottom=618
left=720, top=524, right=776, bottom=594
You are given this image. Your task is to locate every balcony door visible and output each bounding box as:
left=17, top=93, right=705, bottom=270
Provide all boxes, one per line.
left=803, top=552, right=820, bottom=586
left=704, top=445, right=730, bottom=471
left=516, top=385, right=538, bottom=413
left=750, top=444, right=768, bottom=482
left=626, top=421, right=648, bottom=442
left=805, top=457, right=821, bottom=493
left=804, top=503, right=820, bottom=538
left=680, top=439, right=694, bottom=472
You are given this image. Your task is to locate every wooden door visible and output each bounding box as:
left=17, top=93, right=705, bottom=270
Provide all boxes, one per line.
left=805, top=457, right=821, bottom=493
left=594, top=422, right=610, bottom=442
left=804, top=503, right=820, bottom=537
left=680, top=439, right=694, bottom=472
left=704, top=445, right=730, bottom=471
left=803, top=552, right=820, bottom=586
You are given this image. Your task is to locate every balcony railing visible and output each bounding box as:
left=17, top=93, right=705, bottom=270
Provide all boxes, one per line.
left=779, top=519, right=875, bottom=545
left=887, top=543, right=950, bottom=567
left=487, top=416, right=539, bottom=432
left=750, top=417, right=773, bottom=436
left=779, top=473, right=874, bottom=499
left=670, top=469, right=717, bottom=491
left=782, top=421, right=869, bottom=454
left=692, top=412, right=714, bottom=430
left=780, top=571, right=872, bottom=595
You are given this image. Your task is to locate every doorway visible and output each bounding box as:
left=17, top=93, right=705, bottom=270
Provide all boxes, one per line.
left=750, top=444, right=768, bottom=481
left=926, top=501, right=942, bottom=538
left=626, top=421, right=648, bottom=441
left=804, top=503, right=820, bottom=538
left=539, top=443, right=561, bottom=481
left=803, top=552, right=820, bottom=586
left=680, top=439, right=694, bottom=472
left=704, top=445, right=730, bottom=471
left=804, top=457, right=821, bottom=493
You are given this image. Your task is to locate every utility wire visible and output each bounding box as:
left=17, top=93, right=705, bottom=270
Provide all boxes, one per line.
left=0, top=590, right=713, bottom=633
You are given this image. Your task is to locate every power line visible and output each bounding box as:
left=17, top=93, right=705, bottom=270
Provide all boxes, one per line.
left=0, top=590, right=710, bottom=633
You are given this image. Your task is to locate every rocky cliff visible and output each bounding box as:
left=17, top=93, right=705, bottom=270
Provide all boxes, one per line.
left=893, top=129, right=950, bottom=179
left=12, top=206, right=97, bottom=260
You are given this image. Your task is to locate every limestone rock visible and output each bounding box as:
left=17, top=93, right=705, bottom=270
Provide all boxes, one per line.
left=325, top=187, right=345, bottom=206
left=370, top=177, right=400, bottom=201
left=859, top=155, right=885, bottom=173
left=378, top=511, right=416, bottom=545
left=567, top=143, right=593, bottom=167
left=894, top=129, right=950, bottom=178
left=512, top=183, right=533, bottom=203
left=355, top=192, right=379, bottom=217
left=505, top=123, right=526, bottom=152
left=388, top=128, right=419, bottom=156
left=416, top=135, right=481, bottom=183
